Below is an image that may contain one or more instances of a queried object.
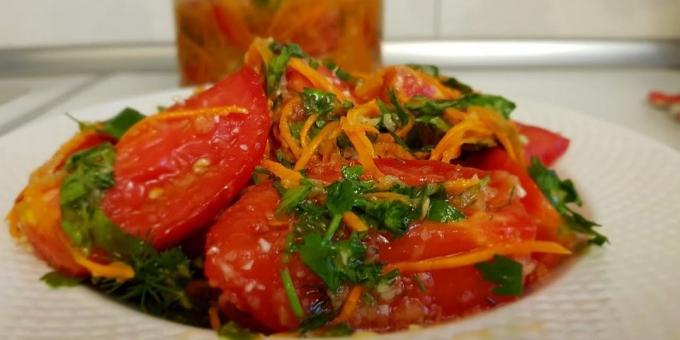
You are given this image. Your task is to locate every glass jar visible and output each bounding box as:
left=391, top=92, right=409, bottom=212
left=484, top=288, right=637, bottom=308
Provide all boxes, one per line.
left=174, top=0, right=382, bottom=85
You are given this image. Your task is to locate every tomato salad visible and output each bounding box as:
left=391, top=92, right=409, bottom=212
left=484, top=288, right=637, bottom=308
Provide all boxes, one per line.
left=7, top=38, right=606, bottom=337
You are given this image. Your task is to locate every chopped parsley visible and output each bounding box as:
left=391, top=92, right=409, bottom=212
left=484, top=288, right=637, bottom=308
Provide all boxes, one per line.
left=280, top=267, right=305, bottom=318
left=276, top=181, right=314, bottom=216
left=57, top=139, right=204, bottom=323
left=406, top=93, right=516, bottom=120
left=40, top=271, right=83, bottom=288
left=377, top=90, right=410, bottom=133
left=301, top=88, right=336, bottom=116
left=218, top=321, right=258, bottom=340
left=528, top=157, right=607, bottom=245
left=475, top=254, right=524, bottom=296
left=267, top=42, right=306, bottom=95
left=427, top=199, right=465, bottom=223
left=77, top=107, right=145, bottom=140
left=299, top=233, right=384, bottom=293
left=300, top=88, right=338, bottom=127
left=93, top=247, right=194, bottom=316
left=407, top=64, right=440, bottom=77
left=323, top=60, right=353, bottom=82
left=441, top=76, right=473, bottom=94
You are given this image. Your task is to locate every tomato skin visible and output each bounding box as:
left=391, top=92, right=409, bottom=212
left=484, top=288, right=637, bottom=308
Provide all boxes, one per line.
left=205, top=159, right=540, bottom=332
left=384, top=66, right=440, bottom=100
left=102, top=67, right=270, bottom=249
left=204, top=183, right=320, bottom=332
left=515, top=122, right=569, bottom=166
left=172, top=67, right=267, bottom=113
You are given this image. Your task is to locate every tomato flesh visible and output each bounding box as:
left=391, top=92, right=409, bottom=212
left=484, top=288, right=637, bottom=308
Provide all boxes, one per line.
left=515, top=122, right=569, bottom=166
left=102, top=68, right=270, bottom=249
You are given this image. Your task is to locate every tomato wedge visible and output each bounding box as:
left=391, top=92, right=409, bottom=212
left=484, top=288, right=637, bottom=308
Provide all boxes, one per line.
left=102, top=67, right=270, bottom=249
left=7, top=132, right=110, bottom=276
left=515, top=122, right=569, bottom=166
left=205, top=159, right=541, bottom=332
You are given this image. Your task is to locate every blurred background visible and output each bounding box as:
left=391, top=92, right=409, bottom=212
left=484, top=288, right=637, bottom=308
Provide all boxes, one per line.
left=0, top=0, right=678, bottom=147
left=1, top=0, right=679, bottom=47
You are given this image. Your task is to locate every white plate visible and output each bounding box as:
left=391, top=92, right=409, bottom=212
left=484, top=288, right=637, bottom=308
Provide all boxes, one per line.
left=1, top=91, right=679, bottom=340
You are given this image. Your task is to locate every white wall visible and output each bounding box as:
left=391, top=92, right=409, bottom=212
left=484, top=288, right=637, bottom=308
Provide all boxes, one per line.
left=1, top=0, right=678, bottom=48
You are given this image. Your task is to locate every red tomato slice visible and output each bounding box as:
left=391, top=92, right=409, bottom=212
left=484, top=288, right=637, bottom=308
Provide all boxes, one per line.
left=465, top=148, right=562, bottom=241
left=205, top=159, right=540, bottom=332
left=204, top=183, right=321, bottom=332
left=515, top=122, right=569, bottom=166
left=102, top=67, right=270, bottom=249
left=384, top=66, right=440, bottom=100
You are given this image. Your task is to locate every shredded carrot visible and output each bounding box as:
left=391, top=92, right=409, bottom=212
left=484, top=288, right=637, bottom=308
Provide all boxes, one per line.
left=343, top=126, right=384, bottom=178
left=339, top=102, right=385, bottom=177
left=260, top=160, right=303, bottom=188
left=70, top=248, right=135, bottom=281
left=278, top=98, right=303, bottom=158
left=331, top=285, right=364, bottom=325
left=472, top=106, right=526, bottom=167
left=393, top=113, right=415, bottom=138
left=299, top=113, right=318, bottom=147
left=208, top=305, right=221, bottom=331
left=244, top=37, right=274, bottom=70
left=374, top=141, right=415, bottom=160
left=443, top=108, right=467, bottom=124
left=294, top=121, right=340, bottom=171
left=384, top=241, right=571, bottom=274
left=288, top=58, right=349, bottom=101
left=443, top=177, right=483, bottom=193
left=430, top=115, right=490, bottom=162
left=354, top=69, right=385, bottom=102
left=342, top=212, right=368, bottom=232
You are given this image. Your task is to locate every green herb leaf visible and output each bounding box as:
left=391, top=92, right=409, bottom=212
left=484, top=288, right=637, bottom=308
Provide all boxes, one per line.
left=528, top=157, right=607, bottom=245
left=78, top=108, right=145, bottom=140
left=267, top=42, right=306, bottom=95
left=276, top=182, right=313, bottom=216
left=294, top=202, right=330, bottom=234
left=301, top=88, right=337, bottom=117
left=427, top=199, right=465, bottom=222
left=325, top=324, right=355, bottom=336
left=357, top=199, right=416, bottom=236
left=60, top=143, right=116, bottom=251
left=455, top=94, right=516, bottom=119
left=475, top=254, right=523, bottom=296
left=40, top=271, right=83, bottom=288
left=415, top=115, right=451, bottom=131
left=406, top=93, right=516, bottom=120
left=99, top=108, right=145, bottom=139
left=388, top=89, right=410, bottom=123
left=299, top=233, right=384, bottom=293
left=218, top=321, right=258, bottom=340
left=93, top=247, right=194, bottom=315
left=323, top=60, right=352, bottom=82
left=281, top=267, right=305, bottom=318
left=407, top=64, right=440, bottom=77
left=326, top=166, right=373, bottom=216
left=441, top=76, right=473, bottom=94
